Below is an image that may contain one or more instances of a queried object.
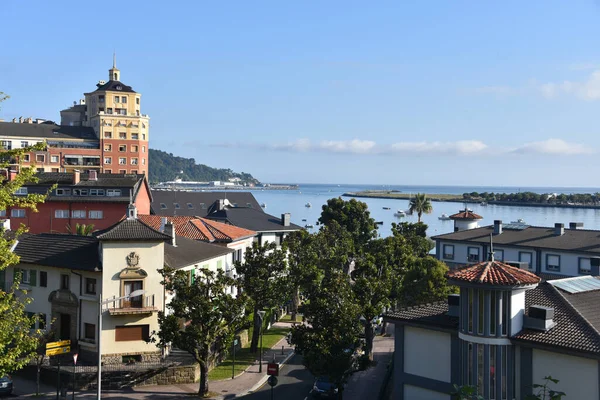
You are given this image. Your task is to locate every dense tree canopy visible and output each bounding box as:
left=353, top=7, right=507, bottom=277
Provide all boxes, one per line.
left=319, top=198, right=377, bottom=251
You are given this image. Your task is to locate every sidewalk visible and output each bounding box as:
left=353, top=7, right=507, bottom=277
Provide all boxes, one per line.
left=18, top=321, right=296, bottom=400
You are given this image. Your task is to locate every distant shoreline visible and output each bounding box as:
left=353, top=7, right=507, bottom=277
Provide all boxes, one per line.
left=342, top=191, right=600, bottom=210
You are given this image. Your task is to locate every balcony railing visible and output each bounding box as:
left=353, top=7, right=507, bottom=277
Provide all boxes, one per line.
left=64, top=159, right=101, bottom=166
left=107, top=294, right=157, bottom=316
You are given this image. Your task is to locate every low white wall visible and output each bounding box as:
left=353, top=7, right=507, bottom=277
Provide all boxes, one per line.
left=404, top=326, right=451, bottom=382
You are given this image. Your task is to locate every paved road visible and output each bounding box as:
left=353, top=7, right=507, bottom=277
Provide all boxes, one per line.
left=241, top=354, right=314, bottom=400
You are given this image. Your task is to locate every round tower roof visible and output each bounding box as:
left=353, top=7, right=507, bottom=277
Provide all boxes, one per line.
left=446, top=260, right=541, bottom=287
left=450, top=208, right=483, bottom=220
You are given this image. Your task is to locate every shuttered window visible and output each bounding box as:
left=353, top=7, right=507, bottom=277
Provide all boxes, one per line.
left=115, top=325, right=149, bottom=342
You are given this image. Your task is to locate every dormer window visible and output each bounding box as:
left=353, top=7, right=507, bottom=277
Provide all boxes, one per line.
left=115, top=84, right=122, bottom=90
left=160, top=203, right=167, bottom=210
left=173, top=203, right=180, bottom=209
left=187, top=203, right=194, bottom=209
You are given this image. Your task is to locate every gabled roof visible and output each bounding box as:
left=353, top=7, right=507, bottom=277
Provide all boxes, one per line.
left=164, top=236, right=233, bottom=269
left=0, top=122, right=97, bottom=140
left=150, top=190, right=262, bottom=217
left=206, top=207, right=302, bottom=233
left=447, top=259, right=541, bottom=286
left=93, top=80, right=136, bottom=93
left=94, top=218, right=171, bottom=241
left=136, top=214, right=256, bottom=242
left=432, top=224, right=600, bottom=255
left=14, top=233, right=100, bottom=271
left=449, top=209, right=483, bottom=220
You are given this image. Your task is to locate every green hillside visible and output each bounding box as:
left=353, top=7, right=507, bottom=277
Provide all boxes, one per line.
left=148, top=149, right=260, bottom=185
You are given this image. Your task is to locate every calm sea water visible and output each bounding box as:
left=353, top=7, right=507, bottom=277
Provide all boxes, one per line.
left=248, top=184, right=600, bottom=237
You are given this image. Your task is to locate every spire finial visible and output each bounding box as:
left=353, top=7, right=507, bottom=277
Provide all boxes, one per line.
left=488, top=233, right=495, bottom=262
left=113, top=51, right=116, bottom=68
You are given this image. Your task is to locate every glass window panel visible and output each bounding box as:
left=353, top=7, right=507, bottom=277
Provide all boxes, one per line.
left=490, top=292, right=497, bottom=336
left=502, top=346, right=507, bottom=399
left=478, top=290, right=484, bottom=334
left=477, top=344, right=484, bottom=395
left=468, top=288, right=474, bottom=333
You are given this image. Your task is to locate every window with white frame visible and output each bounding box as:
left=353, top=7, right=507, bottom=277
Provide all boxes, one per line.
left=21, top=141, right=29, bottom=148
left=55, top=210, right=69, bottom=219
left=51, top=155, right=59, bottom=163
left=547, top=254, right=560, bottom=272
left=55, top=188, right=71, bottom=196
left=106, top=189, right=121, bottom=197
left=89, top=210, right=103, bottom=219
left=579, top=258, right=592, bottom=274
left=14, top=187, right=27, bottom=195
left=71, top=210, right=86, bottom=218
left=22, top=154, right=30, bottom=162
left=11, top=209, right=25, bottom=218
left=104, top=157, right=112, bottom=164
left=443, top=244, right=454, bottom=260
left=0, top=210, right=6, bottom=217
left=494, top=249, right=504, bottom=261
left=90, top=189, right=105, bottom=196
left=467, top=247, right=480, bottom=262
left=119, top=158, right=126, bottom=165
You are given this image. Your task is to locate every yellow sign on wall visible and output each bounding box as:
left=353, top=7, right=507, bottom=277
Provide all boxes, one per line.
left=46, top=340, right=71, bottom=350
left=46, top=346, right=70, bottom=357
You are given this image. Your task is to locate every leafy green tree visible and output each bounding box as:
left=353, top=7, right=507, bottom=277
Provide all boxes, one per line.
left=66, top=223, right=95, bottom=236
left=154, top=267, right=247, bottom=396
left=525, top=376, right=566, bottom=400
left=408, top=193, right=433, bottom=222
left=391, top=221, right=435, bottom=257
left=289, top=268, right=362, bottom=400
left=396, top=257, right=454, bottom=307
left=319, top=198, right=377, bottom=251
left=235, top=241, right=288, bottom=352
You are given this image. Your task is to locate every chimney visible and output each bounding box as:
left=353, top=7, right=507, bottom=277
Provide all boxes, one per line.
left=25, top=117, right=32, bottom=124
left=591, top=257, right=600, bottom=275
left=127, top=203, right=137, bottom=219
left=160, top=217, right=167, bottom=233
left=447, top=294, right=460, bottom=317
left=165, top=220, right=176, bottom=246
left=523, top=305, right=555, bottom=332
left=493, top=220, right=502, bottom=235
left=281, top=213, right=290, bottom=227
left=554, top=223, right=564, bottom=236
left=73, top=170, right=80, bottom=185
left=569, top=222, right=584, bottom=230
left=218, top=199, right=225, bottom=211
left=18, top=117, right=23, bottom=123
left=88, top=170, right=98, bottom=181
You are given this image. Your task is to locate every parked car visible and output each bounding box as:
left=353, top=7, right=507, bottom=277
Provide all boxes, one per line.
left=311, top=376, right=339, bottom=398
left=0, top=375, right=13, bottom=396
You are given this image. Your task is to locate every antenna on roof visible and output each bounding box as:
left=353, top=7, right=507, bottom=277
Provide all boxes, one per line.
left=488, top=233, right=495, bottom=262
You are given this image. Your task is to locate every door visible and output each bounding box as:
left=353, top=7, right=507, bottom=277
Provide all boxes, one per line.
left=123, top=281, right=143, bottom=308
left=60, top=313, right=71, bottom=340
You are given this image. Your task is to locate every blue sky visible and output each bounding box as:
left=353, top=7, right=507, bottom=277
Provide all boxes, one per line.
left=2, top=1, right=600, bottom=187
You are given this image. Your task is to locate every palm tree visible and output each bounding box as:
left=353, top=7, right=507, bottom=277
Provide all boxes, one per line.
left=66, top=223, right=95, bottom=236
left=408, top=193, right=433, bottom=222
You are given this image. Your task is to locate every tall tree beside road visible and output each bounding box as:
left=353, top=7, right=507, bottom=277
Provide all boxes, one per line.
left=408, top=193, right=433, bottom=222
left=154, top=267, right=247, bottom=397
left=0, top=92, right=50, bottom=376
left=319, top=198, right=377, bottom=251
left=235, top=241, right=288, bottom=353
left=289, top=268, right=362, bottom=400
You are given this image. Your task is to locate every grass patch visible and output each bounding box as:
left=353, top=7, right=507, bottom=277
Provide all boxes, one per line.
left=208, top=326, right=290, bottom=381
left=279, top=313, right=303, bottom=323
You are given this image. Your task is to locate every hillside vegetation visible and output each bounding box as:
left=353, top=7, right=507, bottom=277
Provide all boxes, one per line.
left=148, top=149, right=260, bottom=185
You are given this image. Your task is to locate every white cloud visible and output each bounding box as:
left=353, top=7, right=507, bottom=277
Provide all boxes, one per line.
left=390, top=140, right=488, bottom=155
left=318, top=139, right=376, bottom=154
left=511, top=139, right=594, bottom=155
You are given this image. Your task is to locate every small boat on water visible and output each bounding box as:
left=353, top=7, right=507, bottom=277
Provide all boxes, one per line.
left=305, top=202, right=312, bottom=208
left=480, top=201, right=488, bottom=206
left=383, top=207, right=391, bottom=210
left=302, top=219, right=307, bottom=222
left=394, top=210, right=406, bottom=217
left=511, top=218, right=526, bottom=224
left=438, top=213, right=452, bottom=221
left=260, top=203, right=267, bottom=208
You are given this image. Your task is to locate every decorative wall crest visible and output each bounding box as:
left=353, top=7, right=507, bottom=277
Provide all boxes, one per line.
left=126, top=252, right=140, bottom=268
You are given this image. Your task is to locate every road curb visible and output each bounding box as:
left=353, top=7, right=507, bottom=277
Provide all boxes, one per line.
left=247, top=349, right=295, bottom=394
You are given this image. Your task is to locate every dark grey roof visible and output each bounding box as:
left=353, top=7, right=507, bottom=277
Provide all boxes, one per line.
left=433, top=225, right=600, bottom=255
left=150, top=191, right=262, bottom=217
left=384, top=302, right=458, bottom=330
left=94, top=218, right=171, bottom=241
left=0, top=122, right=97, bottom=140
left=33, top=172, right=143, bottom=188
left=93, top=80, right=136, bottom=93
left=14, top=234, right=100, bottom=271
left=207, top=207, right=302, bottom=232
left=164, top=236, right=233, bottom=269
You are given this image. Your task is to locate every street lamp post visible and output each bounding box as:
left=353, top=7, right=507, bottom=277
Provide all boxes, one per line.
left=257, top=310, right=266, bottom=373
left=97, top=290, right=145, bottom=400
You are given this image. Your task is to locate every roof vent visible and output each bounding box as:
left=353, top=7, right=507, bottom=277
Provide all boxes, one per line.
left=523, top=305, right=555, bottom=332
left=447, top=294, right=460, bottom=317
left=569, top=222, right=584, bottom=230
left=88, top=170, right=98, bottom=181
left=493, top=220, right=502, bottom=235
left=281, top=213, right=290, bottom=227
left=554, top=223, right=564, bottom=236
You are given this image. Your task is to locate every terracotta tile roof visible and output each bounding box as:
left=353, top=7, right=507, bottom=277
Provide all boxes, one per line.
left=447, top=260, right=541, bottom=286
left=449, top=209, right=483, bottom=220
left=137, top=215, right=212, bottom=241
left=192, top=218, right=256, bottom=241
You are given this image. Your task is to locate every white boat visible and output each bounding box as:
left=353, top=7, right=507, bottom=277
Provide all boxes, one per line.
left=439, top=213, right=452, bottom=221
left=305, top=202, right=312, bottom=208
left=394, top=210, right=406, bottom=217
left=511, top=218, right=526, bottom=224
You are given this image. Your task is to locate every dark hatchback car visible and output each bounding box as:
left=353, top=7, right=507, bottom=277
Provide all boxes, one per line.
left=0, top=375, right=12, bottom=396
left=310, top=376, right=338, bottom=398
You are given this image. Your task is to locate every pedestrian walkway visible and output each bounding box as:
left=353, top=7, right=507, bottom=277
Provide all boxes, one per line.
left=17, top=321, right=296, bottom=400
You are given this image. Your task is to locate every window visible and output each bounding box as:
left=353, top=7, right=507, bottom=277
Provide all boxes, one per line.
left=35, top=154, right=44, bottom=163
left=114, top=96, right=120, bottom=103
left=131, top=158, right=138, bottom=165
left=579, top=257, right=592, bottom=274
left=468, top=247, right=480, bottom=263
left=85, top=278, right=97, bottom=294
left=142, top=134, right=146, bottom=140
left=98, top=107, right=104, bottom=112
left=494, top=249, right=504, bottom=261
left=233, top=249, right=243, bottom=263
left=131, top=145, right=138, bottom=152
left=119, top=169, right=126, bottom=174
left=21, top=141, right=29, bottom=148
left=136, top=98, right=140, bottom=105
left=477, top=289, right=484, bottom=334
left=89, top=210, right=103, bottom=219
left=98, top=95, right=104, bottom=102
left=72, top=210, right=86, bottom=218
left=519, top=252, right=533, bottom=270
left=51, top=168, right=59, bottom=172
left=104, top=131, right=112, bottom=138
left=84, top=323, right=96, bottom=341
left=61, top=274, right=70, bottom=290
left=11, top=209, right=25, bottom=218
left=187, top=203, right=194, bottom=209
left=36, top=168, right=44, bottom=173
left=160, top=203, right=167, bottom=209
left=200, top=203, right=206, bottom=209
left=119, top=145, right=127, bottom=152
left=105, top=169, right=112, bottom=174
left=104, top=144, right=112, bottom=151
left=51, top=155, right=59, bottom=163
left=136, top=110, right=140, bottom=116
left=131, top=134, right=139, bottom=140
left=106, top=189, right=121, bottom=197
left=131, top=170, right=138, bottom=174
left=20, top=269, right=30, bottom=284
left=490, top=292, right=497, bottom=335
left=501, top=292, right=508, bottom=336
left=173, top=203, right=180, bottom=209
left=468, top=288, right=473, bottom=333
left=142, top=158, right=145, bottom=165
left=0, top=210, right=5, bottom=217
left=40, top=271, right=47, bottom=287
left=73, top=189, right=88, bottom=196
left=0, top=141, right=11, bottom=150
left=14, top=187, right=27, bottom=195
left=121, top=96, right=127, bottom=103
left=119, top=132, right=126, bottom=139
left=107, top=108, right=113, bottom=114
left=547, top=254, right=560, bottom=272
left=104, top=157, right=112, bottom=164
left=142, top=146, right=146, bottom=153
left=115, top=325, right=150, bottom=342
left=22, top=154, right=30, bottom=162
left=55, top=188, right=71, bottom=196
left=118, top=108, right=126, bottom=115
left=443, top=244, right=454, bottom=260
left=90, top=189, right=105, bottom=196
left=119, top=158, right=126, bottom=165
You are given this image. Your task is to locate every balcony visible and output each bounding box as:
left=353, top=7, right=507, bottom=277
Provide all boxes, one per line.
left=64, top=157, right=101, bottom=166
left=107, top=294, right=157, bottom=316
